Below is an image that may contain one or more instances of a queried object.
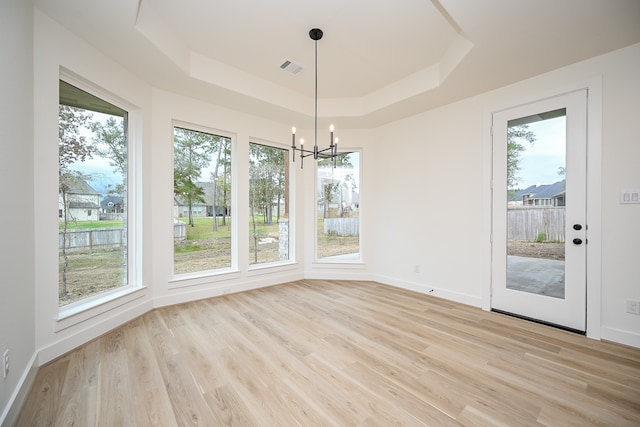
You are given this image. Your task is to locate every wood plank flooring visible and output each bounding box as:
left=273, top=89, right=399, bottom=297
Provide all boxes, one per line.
left=16, top=280, right=640, bottom=426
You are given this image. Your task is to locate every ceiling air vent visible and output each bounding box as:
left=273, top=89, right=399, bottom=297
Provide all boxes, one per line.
left=280, top=60, right=303, bottom=74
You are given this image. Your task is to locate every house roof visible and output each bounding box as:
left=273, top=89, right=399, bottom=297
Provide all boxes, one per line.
left=68, top=200, right=100, bottom=209
left=513, top=180, right=566, bottom=201
left=63, top=177, right=100, bottom=196
left=100, top=196, right=124, bottom=209
left=36, top=0, right=640, bottom=128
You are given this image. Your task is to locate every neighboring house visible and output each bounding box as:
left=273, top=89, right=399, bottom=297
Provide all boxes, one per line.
left=59, top=177, right=101, bottom=221
left=173, top=195, right=208, bottom=218
left=100, top=195, right=125, bottom=220
left=509, top=180, right=566, bottom=207
left=174, top=182, right=229, bottom=218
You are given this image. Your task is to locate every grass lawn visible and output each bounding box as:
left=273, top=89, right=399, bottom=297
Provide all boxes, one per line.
left=176, top=217, right=232, bottom=239
left=177, top=215, right=282, bottom=240
left=60, top=219, right=124, bottom=230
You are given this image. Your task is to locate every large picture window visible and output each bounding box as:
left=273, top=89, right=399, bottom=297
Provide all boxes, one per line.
left=58, top=80, right=129, bottom=306
left=316, top=152, right=360, bottom=260
left=173, top=126, right=232, bottom=275
left=249, top=142, right=289, bottom=265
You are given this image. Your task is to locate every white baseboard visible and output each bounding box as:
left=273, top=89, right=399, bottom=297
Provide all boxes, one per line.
left=0, top=352, right=38, bottom=427
left=304, top=270, right=373, bottom=282
left=372, top=274, right=483, bottom=308
left=600, top=326, right=640, bottom=349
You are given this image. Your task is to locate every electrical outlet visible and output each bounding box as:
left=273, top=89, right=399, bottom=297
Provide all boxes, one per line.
left=2, top=350, right=8, bottom=378
left=626, top=299, right=640, bottom=315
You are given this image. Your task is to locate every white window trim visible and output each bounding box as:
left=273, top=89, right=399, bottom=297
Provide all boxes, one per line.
left=170, top=120, right=238, bottom=284
left=58, top=69, right=143, bottom=317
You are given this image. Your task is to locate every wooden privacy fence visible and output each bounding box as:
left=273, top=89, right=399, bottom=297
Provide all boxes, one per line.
left=59, top=228, right=125, bottom=252
left=507, top=206, right=565, bottom=241
left=324, top=217, right=359, bottom=236
left=60, top=224, right=187, bottom=251
left=174, top=221, right=186, bottom=241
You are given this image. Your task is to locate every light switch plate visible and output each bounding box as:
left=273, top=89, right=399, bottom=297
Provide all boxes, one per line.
left=620, top=190, right=640, bottom=204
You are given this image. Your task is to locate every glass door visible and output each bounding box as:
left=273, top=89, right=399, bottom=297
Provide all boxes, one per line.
left=492, top=90, right=587, bottom=332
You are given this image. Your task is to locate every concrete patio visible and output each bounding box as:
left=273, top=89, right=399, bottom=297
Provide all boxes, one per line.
left=506, top=256, right=565, bottom=299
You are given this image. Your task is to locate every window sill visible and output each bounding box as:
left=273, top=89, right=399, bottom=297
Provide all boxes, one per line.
left=168, top=268, right=241, bottom=289
left=247, top=260, right=297, bottom=275
left=314, top=253, right=364, bottom=265
left=56, top=285, right=147, bottom=332
left=312, top=259, right=365, bottom=268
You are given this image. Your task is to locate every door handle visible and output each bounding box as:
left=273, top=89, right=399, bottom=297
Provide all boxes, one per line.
left=572, top=238, right=583, bottom=245
left=573, top=224, right=582, bottom=231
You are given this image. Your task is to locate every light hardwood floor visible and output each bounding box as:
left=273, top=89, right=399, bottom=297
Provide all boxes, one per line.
left=16, top=280, right=640, bottom=426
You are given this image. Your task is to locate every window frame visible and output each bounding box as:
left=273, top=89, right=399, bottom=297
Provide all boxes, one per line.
left=247, top=139, right=294, bottom=270
left=314, top=149, right=363, bottom=264
left=170, top=120, right=238, bottom=283
left=56, top=72, right=143, bottom=322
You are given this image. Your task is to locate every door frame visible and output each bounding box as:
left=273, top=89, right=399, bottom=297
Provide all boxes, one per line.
left=491, top=91, right=587, bottom=331
left=482, top=78, right=603, bottom=340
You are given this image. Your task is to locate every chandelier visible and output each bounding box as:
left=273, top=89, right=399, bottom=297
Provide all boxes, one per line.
left=291, top=28, right=339, bottom=169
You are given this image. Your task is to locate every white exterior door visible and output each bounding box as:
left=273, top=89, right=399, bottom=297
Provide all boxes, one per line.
left=491, top=90, right=587, bottom=332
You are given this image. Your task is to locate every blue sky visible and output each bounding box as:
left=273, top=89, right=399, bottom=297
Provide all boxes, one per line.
left=516, top=115, right=566, bottom=188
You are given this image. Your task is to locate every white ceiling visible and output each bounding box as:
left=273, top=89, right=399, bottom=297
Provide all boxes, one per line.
left=36, top=0, right=640, bottom=128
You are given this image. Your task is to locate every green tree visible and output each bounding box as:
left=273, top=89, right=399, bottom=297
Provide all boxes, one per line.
left=250, top=144, right=285, bottom=224
left=173, top=128, right=214, bottom=226
left=90, top=116, right=127, bottom=176
left=209, top=136, right=231, bottom=231
left=249, top=144, right=286, bottom=263
left=507, top=125, right=536, bottom=190
left=58, top=105, right=94, bottom=297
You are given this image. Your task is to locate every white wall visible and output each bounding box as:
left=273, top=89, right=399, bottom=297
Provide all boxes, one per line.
left=0, top=1, right=36, bottom=423
left=598, top=45, right=640, bottom=344
left=369, top=43, right=640, bottom=347
left=369, top=97, right=487, bottom=307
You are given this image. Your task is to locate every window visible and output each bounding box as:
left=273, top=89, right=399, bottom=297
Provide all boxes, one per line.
left=249, top=142, right=289, bottom=265
left=173, top=126, right=232, bottom=275
left=316, top=152, right=360, bottom=260
left=58, top=80, right=129, bottom=306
